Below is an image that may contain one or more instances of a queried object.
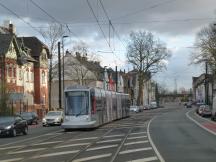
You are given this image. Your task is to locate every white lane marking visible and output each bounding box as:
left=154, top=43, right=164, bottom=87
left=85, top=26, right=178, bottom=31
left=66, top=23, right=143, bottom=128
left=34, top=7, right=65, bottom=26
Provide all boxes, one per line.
left=97, top=138, right=122, bottom=143
left=130, top=132, right=147, bottom=135
left=54, top=143, right=90, bottom=148
left=32, top=141, right=63, bottom=146
left=103, top=134, right=124, bottom=138
left=73, top=153, right=112, bottom=162
left=32, top=150, right=79, bottom=158
left=86, top=144, right=118, bottom=151
left=70, top=137, right=98, bottom=141
left=127, top=136, right=147, bottom=140
left=0, top=130, right=60, bottom=147
left=147, top=117, right=165, bottom=162
left=0, top=158, right=23, bottom=162
left=186, top=110, right=216, bottom=136
left=124, top=140, right=149, bottom=146
left=126, top=156, right=158, bottom=162
left=0, top=145, right=25, bottom=150
left=119, top=147, right=152, bottom=154
left=8, top=148, right=46, bottom=154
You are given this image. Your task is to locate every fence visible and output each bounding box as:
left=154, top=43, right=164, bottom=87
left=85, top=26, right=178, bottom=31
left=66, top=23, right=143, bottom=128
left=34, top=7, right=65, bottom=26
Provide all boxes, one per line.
left=0, top=100, right=48, bottom=119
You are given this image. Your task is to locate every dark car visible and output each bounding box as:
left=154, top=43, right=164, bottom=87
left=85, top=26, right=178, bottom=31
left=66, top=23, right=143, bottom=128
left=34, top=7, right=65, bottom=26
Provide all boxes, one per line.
left=20, top=112, right=39, bottom=125
left=185, top=102, right=192, bottom=108
left=0, top=116, right=28, bottom=137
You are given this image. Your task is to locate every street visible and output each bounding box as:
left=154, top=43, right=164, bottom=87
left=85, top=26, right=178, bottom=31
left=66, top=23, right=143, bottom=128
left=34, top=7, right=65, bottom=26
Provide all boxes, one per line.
left=1, top=103, right=216, bottom=162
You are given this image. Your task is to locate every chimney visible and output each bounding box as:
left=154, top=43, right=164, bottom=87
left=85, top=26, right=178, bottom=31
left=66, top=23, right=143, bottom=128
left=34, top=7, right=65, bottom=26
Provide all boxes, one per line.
left=9, top=23, right=15, bottom=34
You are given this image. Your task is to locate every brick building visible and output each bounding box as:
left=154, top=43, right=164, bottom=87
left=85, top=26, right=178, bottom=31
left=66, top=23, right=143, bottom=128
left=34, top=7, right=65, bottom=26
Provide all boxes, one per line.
left=0, top=22, right=49, bottom=117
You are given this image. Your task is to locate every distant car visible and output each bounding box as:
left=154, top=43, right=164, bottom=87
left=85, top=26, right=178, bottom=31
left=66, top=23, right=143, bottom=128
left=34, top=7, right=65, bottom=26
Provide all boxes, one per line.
left=130, top=106, right=141, bottom=113
left=0, top=116, right=28, bottom=137
left=198, top=105, right=211, bottom=117
left=42, top=111, right=64, bottom=126
left=150, top=101, right=157, bottom=109
left=20, top=112, right=39, bottom=125
left=143, top=105, right=150, bottom=110
left=185, top=102, right=192, bottom=108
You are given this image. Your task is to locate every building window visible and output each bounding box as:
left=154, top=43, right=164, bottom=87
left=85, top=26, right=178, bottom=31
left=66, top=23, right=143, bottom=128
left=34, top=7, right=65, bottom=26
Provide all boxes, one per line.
left=13, top=66, right=16, bottom=78
left=31, top=70, right=34, bottom=82
left=26, top=69, right=29, bottom=82
left=42, top=71, right=45, bottom=84
left=19, top=69, right=22, bottom=80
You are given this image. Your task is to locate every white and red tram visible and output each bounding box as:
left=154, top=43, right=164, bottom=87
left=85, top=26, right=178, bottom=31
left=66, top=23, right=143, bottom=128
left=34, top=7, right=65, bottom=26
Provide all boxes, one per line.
left=61, top=86, right=130, bottom=130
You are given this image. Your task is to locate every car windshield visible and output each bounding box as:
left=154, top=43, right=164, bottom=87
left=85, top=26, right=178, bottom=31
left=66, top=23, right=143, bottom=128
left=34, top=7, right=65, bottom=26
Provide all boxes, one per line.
left=47, top=112, right=61, bottom=116
left=65, top=91, right=89, bottom=116
left=0, top=117, right=15, bottom=123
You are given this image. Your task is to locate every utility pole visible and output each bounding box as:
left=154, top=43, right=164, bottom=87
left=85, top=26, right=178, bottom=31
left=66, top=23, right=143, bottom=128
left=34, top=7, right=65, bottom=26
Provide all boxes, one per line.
left=205, top=61, right=209, bottom=105
left=115, top=66, right=118, bottom=92
left=58, top=42, right=62, bottom=109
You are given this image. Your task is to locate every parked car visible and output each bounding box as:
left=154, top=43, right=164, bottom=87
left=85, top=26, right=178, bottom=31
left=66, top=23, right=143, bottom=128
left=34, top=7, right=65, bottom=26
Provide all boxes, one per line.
left=42, top=111, right=64, bottom=126
left=143, top=105, right=151, bottom=110
left=130, top=106, right=142, bottom=113
left=0, top=116, right=28, bottom=137
left=20, top=112, right=39, bottom=125
left=198, top=105, right=211, bottom=117
left=185, top=102, right=192, bottom=108
left=150, top=101, right=157, bottom=109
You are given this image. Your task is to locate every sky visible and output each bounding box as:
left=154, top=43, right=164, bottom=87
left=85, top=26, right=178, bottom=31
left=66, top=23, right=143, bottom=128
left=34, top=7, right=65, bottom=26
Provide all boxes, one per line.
left=0, top=0, right=215, bottom=91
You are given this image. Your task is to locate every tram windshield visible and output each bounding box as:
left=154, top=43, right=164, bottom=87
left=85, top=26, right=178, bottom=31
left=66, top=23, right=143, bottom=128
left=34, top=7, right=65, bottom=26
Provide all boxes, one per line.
left=65, top=91, right=89, bottom=116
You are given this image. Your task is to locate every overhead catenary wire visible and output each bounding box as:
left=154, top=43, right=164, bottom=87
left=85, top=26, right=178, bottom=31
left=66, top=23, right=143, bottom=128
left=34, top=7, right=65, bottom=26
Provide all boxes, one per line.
left=29, top=0, right=79, bottom=39
left=0, top=1, right=41, bottom=34
left=86, top=0, right=124, bottom=65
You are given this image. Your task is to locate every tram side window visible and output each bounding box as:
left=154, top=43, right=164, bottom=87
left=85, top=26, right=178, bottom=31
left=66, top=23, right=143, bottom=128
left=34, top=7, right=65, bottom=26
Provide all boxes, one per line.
left=65, top=91, right=89, bottom=116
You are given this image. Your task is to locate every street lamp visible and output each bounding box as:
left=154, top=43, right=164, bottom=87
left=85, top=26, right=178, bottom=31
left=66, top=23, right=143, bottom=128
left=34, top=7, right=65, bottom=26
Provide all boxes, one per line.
left=62, top=35, right=69, bottom=95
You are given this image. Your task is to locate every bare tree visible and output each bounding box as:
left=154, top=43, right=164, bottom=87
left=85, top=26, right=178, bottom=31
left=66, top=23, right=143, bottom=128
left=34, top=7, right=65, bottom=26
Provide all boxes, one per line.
left=192, top=24, right=216, bottom=72
left=40, top=23, right=64, bottom=110
left=127, top=31, right=170, bottom=105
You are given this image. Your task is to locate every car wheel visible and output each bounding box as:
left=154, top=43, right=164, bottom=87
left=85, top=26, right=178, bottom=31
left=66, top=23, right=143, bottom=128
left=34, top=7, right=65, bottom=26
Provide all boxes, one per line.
left=11, top=129, right=16, bottom=137
left=35, top=120, right=38, bottom=125
left=23, top=127, right=28, bottom=135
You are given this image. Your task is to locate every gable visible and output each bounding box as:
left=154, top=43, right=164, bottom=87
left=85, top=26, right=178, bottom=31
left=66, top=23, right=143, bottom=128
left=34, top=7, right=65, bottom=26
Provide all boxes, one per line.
left=5, top=42, right=17, bottom=59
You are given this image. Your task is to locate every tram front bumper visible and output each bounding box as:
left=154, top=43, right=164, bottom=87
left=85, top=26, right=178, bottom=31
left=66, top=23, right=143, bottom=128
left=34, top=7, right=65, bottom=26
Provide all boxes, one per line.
left=61, top=120, right=97, bottom=129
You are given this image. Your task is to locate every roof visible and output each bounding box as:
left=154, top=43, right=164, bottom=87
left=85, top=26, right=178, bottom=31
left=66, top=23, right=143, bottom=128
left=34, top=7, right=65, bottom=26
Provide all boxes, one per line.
left=0, top=34, right=13, bottom=56
left=18, top=37, right=50, bottom=58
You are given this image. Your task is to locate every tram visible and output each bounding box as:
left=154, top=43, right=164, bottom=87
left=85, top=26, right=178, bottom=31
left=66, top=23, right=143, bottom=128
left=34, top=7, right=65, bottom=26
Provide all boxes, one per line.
left=61, top=86, right=130, bottom=130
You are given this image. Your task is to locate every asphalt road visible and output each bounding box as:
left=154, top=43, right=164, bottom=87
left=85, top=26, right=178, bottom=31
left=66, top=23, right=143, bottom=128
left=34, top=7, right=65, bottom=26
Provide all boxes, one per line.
left=0, top=106, right=176, bottom=162
left=2, top=103, right=214, bottom=162
left=150, top=105, right=216, bottom=162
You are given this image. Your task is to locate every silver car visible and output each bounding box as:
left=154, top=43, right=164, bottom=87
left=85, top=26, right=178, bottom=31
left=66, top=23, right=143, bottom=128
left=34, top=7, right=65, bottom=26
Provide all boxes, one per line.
left=42, top=111, right=64, bottom=126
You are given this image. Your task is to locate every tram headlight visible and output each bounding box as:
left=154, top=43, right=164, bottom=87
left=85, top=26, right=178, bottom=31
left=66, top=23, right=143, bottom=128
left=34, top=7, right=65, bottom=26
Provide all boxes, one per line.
left=42, top=118, right=46, bottom=122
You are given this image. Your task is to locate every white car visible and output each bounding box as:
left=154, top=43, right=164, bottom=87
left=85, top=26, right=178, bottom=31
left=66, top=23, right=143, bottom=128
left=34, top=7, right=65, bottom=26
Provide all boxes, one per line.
left=150, top=101, right=157, bottom=109
left=42, top=111, right=64, bottom=126
left=130, top=106, right=142, bottom=113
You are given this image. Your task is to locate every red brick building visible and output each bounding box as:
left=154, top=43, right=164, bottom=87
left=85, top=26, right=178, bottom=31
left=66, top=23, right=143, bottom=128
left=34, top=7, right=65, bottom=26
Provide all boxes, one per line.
left=0, top=23, right=49, bottom=117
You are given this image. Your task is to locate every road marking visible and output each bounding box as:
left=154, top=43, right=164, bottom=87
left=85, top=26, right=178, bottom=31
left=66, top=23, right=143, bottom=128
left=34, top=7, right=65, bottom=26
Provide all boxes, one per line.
left=8, top=148, right=46, bottom=154
left=124, top=140, right=149, bottom=146
left=119, top=147, right=152, bottom=154
left=73, top=153, right=112, bottom=162
left=32, top=150, right=79, bottom=158
left=70, top=137, right=98, bottom=141
left=126, top=156, right=158, bottom=162
left=147, top=117, right=165, bottom=162
left=186, top=110, right=216, bottom=136
left=0, top=158, right=23, bottom=162
left=54, top=143, right=90, bottom=148
left=86, top=144, right=118, bottom=151
left=127, top=135, right=147, bottom=140
left=0, top=145, right=25, bottom=150
left=32, top=140, right=63, bottom=146
left=130, top=131, right=147, bottom=135
left=0, top=130, right=61, bottom=147
left=97, top=138, right=122, bottom=143
left=104, top=134, right=124, bottom=138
